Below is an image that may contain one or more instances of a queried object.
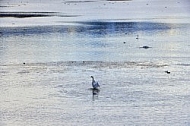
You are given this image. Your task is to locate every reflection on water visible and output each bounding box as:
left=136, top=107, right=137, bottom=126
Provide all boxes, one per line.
left=0, top=60, right=190, bottom=125
left=1, top=19, right=190, bottom=125
left=92, top=88, right=100, bottom=101
left=1, top=0, right=190, bottom=125
left=0, top=21, right=172, bottom=37
left=77, top=21, right=172, bottom=36
left=1, top=21, right=190, bottom=64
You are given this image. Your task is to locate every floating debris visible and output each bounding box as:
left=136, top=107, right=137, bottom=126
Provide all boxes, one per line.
left=139, top=46, right=152, bottom=49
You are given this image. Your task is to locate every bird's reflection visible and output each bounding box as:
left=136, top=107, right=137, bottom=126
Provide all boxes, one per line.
left=92, top=88, right=100, bottom=101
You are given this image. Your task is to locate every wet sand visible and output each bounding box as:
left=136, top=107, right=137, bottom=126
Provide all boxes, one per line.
left=0, top=0, right=190, bottom=126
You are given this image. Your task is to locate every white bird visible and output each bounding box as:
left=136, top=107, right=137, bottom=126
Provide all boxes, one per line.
left=91, top=76, right=100, bottom=89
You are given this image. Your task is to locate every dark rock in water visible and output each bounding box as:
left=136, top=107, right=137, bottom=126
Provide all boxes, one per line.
left=123, top=42, right=126, bottom=44
left=139, top=46, right=152, bottom=49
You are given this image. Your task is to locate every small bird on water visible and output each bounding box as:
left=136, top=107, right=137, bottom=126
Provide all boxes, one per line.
left=165, top=70, right=171, bottom=74
left=91, top=76, right=100, bottom=89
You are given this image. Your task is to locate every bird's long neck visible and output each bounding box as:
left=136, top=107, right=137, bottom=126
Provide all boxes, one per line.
left=92, top=78, right=95, bottom=82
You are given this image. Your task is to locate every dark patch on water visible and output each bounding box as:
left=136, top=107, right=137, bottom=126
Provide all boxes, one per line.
left=0, top=12, right=57, bottom=18
left=14, top=61, right=168, bottom=69
left=17, top=70, right=30, bottom=74
left=0, top=71, right=8, bottom=74
left=0, top=21, right=172, bottom=37
left=0, top=12, right=79, bottom=18
left=0, top=26, right=68, bottom=36
left=0, top=6, right=13, bottom=8
left=64, top=0, right=96, bottom=3
left=177, top=63, right=190, bottom=66
left=77, top=21, right=171, bottom=35
left=107, top=0, right=132, bottom=1
left=139, top=46, right=152, bottom=49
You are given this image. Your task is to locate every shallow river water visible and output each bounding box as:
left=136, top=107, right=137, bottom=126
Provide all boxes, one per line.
left=0, top=0, right=190, bottom=126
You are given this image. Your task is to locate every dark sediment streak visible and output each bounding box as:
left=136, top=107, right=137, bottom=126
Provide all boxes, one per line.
left=107, top=0, right=132, bottom=1
left=0, top=6, right=12, bottom=7
left=64, top=1, right=95, bottom=3
left=1, top=61, right=168, bottom=69
left=0, top=12, right=79, bottom=18
left=0, top=13, right=51, bottom=18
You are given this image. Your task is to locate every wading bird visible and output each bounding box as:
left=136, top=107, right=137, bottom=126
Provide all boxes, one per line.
left=91, top=76, right=100, bottom=89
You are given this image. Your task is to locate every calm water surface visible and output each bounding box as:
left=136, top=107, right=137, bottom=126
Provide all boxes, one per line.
left=0, top=0, right=190, bottom=126
left=1, top=21, right=190, bottom=64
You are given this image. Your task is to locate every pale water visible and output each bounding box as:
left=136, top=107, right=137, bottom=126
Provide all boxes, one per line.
left=0, top=0, right=190, bottom=126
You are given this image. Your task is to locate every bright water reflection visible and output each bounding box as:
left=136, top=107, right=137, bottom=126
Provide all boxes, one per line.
left=1, top=21, right=190, bottom=64
left=0, top=58, right=190, bottom=125
left=1, top=2, right=190, bottom=125
left=0, top=61, right=190, bottom=126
